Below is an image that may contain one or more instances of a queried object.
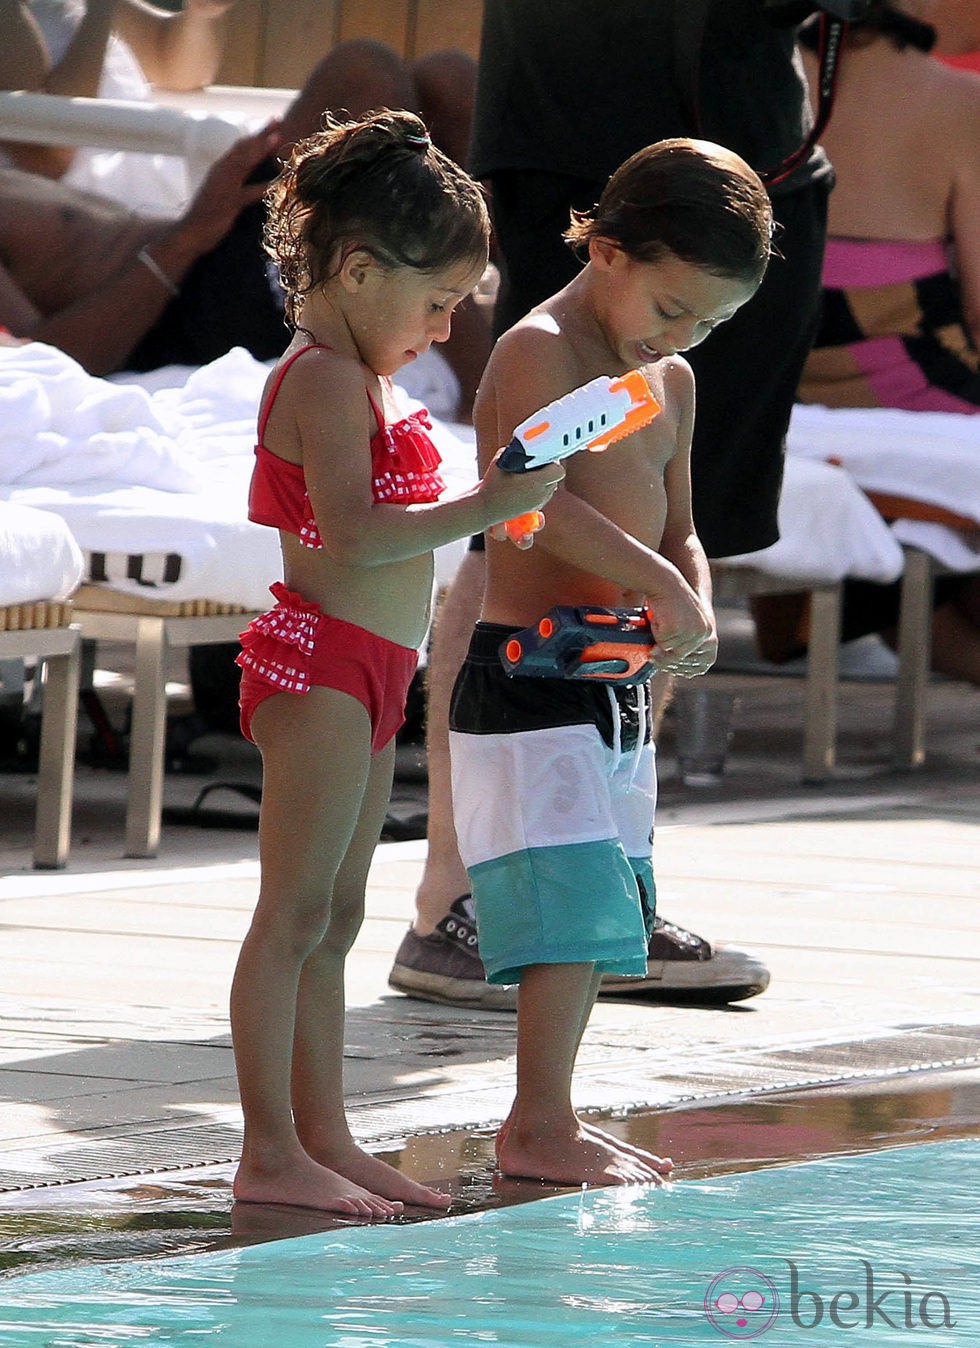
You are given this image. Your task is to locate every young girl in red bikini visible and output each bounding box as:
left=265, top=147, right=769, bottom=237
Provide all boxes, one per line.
left=231, top=109, right=561, bottom=1217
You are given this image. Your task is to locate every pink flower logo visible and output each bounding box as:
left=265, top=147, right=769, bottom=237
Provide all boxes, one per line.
left=704, top=1267, right=781, bottom=1339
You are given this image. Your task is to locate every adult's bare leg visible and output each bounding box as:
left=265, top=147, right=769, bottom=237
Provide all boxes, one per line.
left=413, top=548, right=485, bottom=933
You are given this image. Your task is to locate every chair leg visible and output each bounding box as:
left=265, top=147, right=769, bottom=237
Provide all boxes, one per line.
left=893, top=546, right=934, bottom=770
left=801, top=583, right=842, bottom=783
left=33, top=638, right=80, bottom=870
left=125, top=616, right=168, bottom=858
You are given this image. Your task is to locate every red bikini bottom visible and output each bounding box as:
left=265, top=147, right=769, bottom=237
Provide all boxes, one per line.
left=237, top=582, right=418, bottom=756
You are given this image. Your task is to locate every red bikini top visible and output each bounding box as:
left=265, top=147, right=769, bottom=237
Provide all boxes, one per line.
left=247, top=344, right=445, bottom=549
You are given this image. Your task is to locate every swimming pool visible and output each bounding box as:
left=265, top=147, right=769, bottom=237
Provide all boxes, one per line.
left=1, top=1138, right=977, bottom=1345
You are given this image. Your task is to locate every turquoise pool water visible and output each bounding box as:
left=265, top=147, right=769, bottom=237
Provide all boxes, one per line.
left=1, top=1138, right=977, bottom=1345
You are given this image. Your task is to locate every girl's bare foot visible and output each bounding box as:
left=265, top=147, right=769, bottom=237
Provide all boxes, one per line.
left=496, top=1119, right=665, bottom=1187
left=305, top=1140, right=452, bottom=1210
left=233, top=1147, right=403, bottom=1218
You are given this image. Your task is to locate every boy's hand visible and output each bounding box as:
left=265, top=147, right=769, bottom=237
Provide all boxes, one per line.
left=648, top=587, right=718, bottom=677
left=658, top=630, right=719, bottom=678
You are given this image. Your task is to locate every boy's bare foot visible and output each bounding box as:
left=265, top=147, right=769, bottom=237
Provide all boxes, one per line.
left=496, top=1120, right=668, bottom=1187
left=233, top=1148, right=404, bottom=1218
left=581, top=1121, right=673, bottom=1177
left=305, top=1139, right=452, bottom=1210
left=496, top=1112, right=672, bottom=1182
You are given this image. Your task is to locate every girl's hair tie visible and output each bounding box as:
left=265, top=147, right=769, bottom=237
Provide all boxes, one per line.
left=405, top=132, right=431, bottom=150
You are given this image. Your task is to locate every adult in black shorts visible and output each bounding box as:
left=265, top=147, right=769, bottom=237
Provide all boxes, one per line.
left=475, top=0, right=832, bottom=559
left=388, top=0, right=833, bottom=1011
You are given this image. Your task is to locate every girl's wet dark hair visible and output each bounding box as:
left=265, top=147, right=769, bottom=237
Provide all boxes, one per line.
left=264, top=109, right=490, bottom=328
left=564, top=138, right=774, bottom=286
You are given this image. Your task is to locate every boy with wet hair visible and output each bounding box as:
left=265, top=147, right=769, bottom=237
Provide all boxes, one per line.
left=450, top=138, right=774, bottom=1187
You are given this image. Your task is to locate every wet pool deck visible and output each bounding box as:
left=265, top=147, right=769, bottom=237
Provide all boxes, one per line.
left=0, top=639, right=978, bottom=1266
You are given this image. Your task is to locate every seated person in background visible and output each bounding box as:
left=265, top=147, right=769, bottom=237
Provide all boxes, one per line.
left=753, top=0, right=980, bottom=685
left=0, top=0, right=236, bottom=211
left=0, top=38, right=490, bottom=416
left=796, top=0, right=980, bottom=412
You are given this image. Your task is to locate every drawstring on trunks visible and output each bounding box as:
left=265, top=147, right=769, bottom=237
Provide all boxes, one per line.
left=607, top=686, right=622, bottom=775
left=630, top=682, right=648, bottom=788
left=605, top=683, right=648, bottom=786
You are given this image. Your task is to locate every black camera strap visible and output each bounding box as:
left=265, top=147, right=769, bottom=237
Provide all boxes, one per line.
left=761, top=12, right=846, bottom=184
left=672, top=4, right=849, bottom=186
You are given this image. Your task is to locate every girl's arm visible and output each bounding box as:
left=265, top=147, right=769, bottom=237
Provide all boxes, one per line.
left=295, top=352, right=562, bottom=566
left=114, top=0, right=236, bottom=92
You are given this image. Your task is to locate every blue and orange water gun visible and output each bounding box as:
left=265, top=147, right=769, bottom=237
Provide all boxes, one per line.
left=497, top=368, right=662, bottom=543
left=499, top=604, right=659, bottom=685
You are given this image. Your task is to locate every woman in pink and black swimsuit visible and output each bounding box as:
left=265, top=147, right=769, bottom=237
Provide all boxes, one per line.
left=755, top=2, right=980, bottom=683
left=798, top=2, right=980, bottom=414
left=229, top=109, right=561, bottom=1219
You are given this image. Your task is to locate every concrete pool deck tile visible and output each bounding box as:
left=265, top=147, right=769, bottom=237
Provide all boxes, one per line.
left=0, top=657, right=977, bottom=1231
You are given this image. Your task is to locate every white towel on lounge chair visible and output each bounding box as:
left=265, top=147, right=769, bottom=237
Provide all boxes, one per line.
left=0, top=500, right=83, bottom=605
left=787, top=403, right=980, bottom=573
left=718, top=456, right=904, bottom=584
left=0, top=342, right=201, bottom=492
left=0, top=343, right=477, bottom=607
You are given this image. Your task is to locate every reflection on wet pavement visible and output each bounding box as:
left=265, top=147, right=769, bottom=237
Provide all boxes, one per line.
left=2, top=1066, right=978, bottom=1278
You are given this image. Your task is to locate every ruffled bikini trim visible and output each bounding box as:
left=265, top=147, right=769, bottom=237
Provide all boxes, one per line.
left=372, top=408, right=445, bottom=504
left=236, top=582, right=322, bottom=694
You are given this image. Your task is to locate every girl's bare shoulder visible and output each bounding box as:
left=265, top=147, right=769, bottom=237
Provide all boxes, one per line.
left=262, top=344, right=373, bottom=460
left=271, top=344, right=369, bottom=418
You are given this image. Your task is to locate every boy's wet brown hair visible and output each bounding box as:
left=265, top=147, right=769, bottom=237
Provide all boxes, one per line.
left=565, top=137, right=774, bottom=286
left=264, top=108, right=490, bottom=329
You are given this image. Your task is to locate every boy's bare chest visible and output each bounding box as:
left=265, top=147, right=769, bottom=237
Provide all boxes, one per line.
left=568, top=414, right=673, bottom=527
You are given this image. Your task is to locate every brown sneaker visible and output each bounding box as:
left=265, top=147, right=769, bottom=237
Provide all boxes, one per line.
left=387, top=895, right=518, bottom=1011
left=599, top=916, right=771, bottom=1003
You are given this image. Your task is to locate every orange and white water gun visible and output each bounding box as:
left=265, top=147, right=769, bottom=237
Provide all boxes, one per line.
left=497, top=368, right=661, bottom=542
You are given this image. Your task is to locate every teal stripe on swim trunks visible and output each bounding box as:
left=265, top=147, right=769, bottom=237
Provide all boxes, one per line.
left=469, top=838, right=651, bottom=985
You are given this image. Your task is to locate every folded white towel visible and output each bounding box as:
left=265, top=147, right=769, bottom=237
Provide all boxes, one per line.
left=719, top=457, right=904, bottom=583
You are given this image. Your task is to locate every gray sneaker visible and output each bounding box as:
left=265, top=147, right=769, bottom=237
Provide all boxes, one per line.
left=388, top=895, right=518, bottom=1011
left=599, top=917, right=770, bottom=1004
left=389, top=900, right=768, bottom=1009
